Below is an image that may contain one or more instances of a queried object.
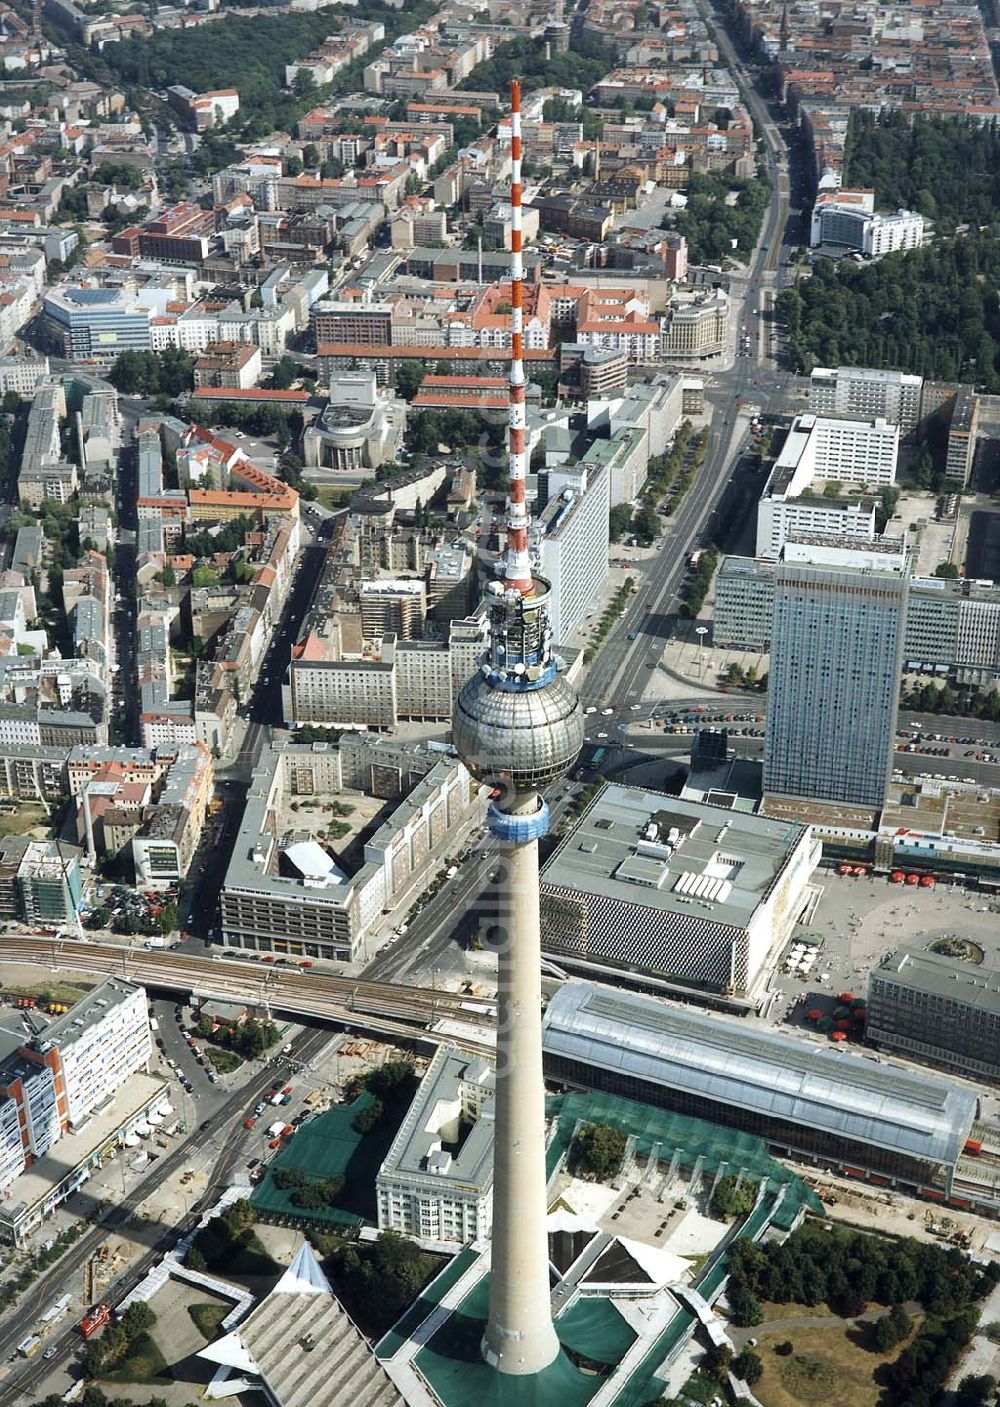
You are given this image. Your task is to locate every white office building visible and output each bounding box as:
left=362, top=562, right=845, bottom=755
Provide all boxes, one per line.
left=49, top=979, right=151, bottom=1126
left=810, top=193, right=924, bottom=258
left=0, top=978, right=152, bottom=1211
left=809, top=367, right=922, bottom=433
left=776, top=414, right=899, bottom=488
left=377, top=1046, right=494, bottom=1247
left=535, top=464, right=610, bottom=646
left=764, top=541, right=910, bottom=811
left=756, top=467, right=875, bottom=560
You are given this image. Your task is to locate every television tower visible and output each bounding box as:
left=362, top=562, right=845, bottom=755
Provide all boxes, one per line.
left=453, top=79, right=584, bottom=1377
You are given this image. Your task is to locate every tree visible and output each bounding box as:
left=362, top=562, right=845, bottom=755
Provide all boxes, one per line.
left=609, top=503, right=633, bottom=542
left=291, top=1183, right=328, bottom=1210
left=955, top=1374, right=997, bottom=1407
left=273, top=1167, right=308, bottom=1190
left=876, top=485, right=900, bottom=531
left=632, top=503, right=661, bottom=547
left=394, top=362, right=426, bottom=400
left=669, top=170, right=773, bottom=263
left=224, top=1199, right=255, bottom=1233
left=362, top=1060, right=416, bottom=1101
left=710, top=1175, right=757, bottom=1222
left=291, top=1176, right=345, bottom=1210
left=732, top=1348, right=763, bottom=1384
left=729, top=1286, right=764, bottom=1326
left=703, top=1343, right=733, bottom=1381
left=121, top=1302, right=156, bottom=1338
left=329, top=1231, right=433, bottom=1335
left=270, top=356, right=299, bottom=391
left=352, top=1098, right=384, bottom=1133
left=933, top=561, right=959, bottom=578
left=156, top=565, right=177, bottom=587
left=872, top=1303, right=912, bottom=1351
left=185, top=1245, right=207, bottom=1272
left=570, top=1122, right=627, bottom=1182
left=843, top=110, right=1000, bottom=235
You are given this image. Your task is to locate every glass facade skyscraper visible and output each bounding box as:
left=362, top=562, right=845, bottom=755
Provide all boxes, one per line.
left=763, top=546, right=909, bottom=809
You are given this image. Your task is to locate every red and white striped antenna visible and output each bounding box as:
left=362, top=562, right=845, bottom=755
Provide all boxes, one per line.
left=503, top=78, right=532, bottom=596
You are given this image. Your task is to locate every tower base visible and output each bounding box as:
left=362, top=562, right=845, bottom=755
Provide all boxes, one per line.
left=480, top=1319, right=560, bottom=1377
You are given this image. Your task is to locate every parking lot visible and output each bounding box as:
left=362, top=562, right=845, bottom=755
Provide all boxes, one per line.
left=83, top=883, right=179, bottom=940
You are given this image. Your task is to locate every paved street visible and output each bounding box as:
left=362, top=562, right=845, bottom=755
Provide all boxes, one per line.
left=0, top=1022, right=331, bottom=1407
left=579, top=17, right=805, bottom=712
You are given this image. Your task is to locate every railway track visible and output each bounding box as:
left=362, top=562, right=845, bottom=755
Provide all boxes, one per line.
left=0, top=936, right=496, bottom=1052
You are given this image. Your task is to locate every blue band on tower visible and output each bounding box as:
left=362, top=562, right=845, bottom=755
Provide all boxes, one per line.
left=487, top=799, right=550, bottom=842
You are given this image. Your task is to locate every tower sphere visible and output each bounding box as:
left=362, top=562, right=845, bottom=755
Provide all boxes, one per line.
left=453, top=665, right=583, bottom=793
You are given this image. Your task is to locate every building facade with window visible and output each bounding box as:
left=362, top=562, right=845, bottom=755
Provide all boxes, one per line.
left=867, top=947, right=1000, bottom=1082
left=763, top=543, right=909, bottom=810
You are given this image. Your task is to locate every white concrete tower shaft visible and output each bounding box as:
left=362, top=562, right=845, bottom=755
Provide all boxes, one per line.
left=481, top=787, right=560, bottom=1374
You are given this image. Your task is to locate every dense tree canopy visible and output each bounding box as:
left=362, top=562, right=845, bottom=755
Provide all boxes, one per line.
left=91, top=3, right=436, bottom=147
left=671, top=171, right=772, bottom=265
left=327, top=1232, right=438, bottom=1336
left=728, top=1222, right=998, bottom=1326
left=843, top=111, right=1000, bottom=231
left=775, top=229, right=1000, bottom=390
left=569, top=1122, right=627, bottom=1181
left=108, top=347, right=194, bottom=398
left=459, top=34, right=618, bottom=98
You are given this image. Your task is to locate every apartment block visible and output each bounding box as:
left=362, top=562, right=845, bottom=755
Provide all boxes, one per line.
left=220, top=740, right=485, bottom=962
left=776, top=413, right=899, bottom=488
left=756, top=469, right=875, bottom=559
left=284, top=615, right=486, bottom=728
left=577, top=424, right=649, bottom=510
left=536, top=463, right=611, bottom=645
left=945, top=387, right=979, bottom=490
left=0, top=978, right=160, bottom=1244
left=809, top=366, right=922, bottom=434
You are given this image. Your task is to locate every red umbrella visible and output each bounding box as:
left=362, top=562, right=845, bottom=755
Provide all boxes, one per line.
left=838, top=992, right=855, bottom=1003
left=830, top=1030, right=848, bottom=1042
left=808, top=1008, right=823, bottom=1021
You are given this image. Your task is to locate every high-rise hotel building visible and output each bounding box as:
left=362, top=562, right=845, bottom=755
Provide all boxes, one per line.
left=763, top=542, right=909, bottom=810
